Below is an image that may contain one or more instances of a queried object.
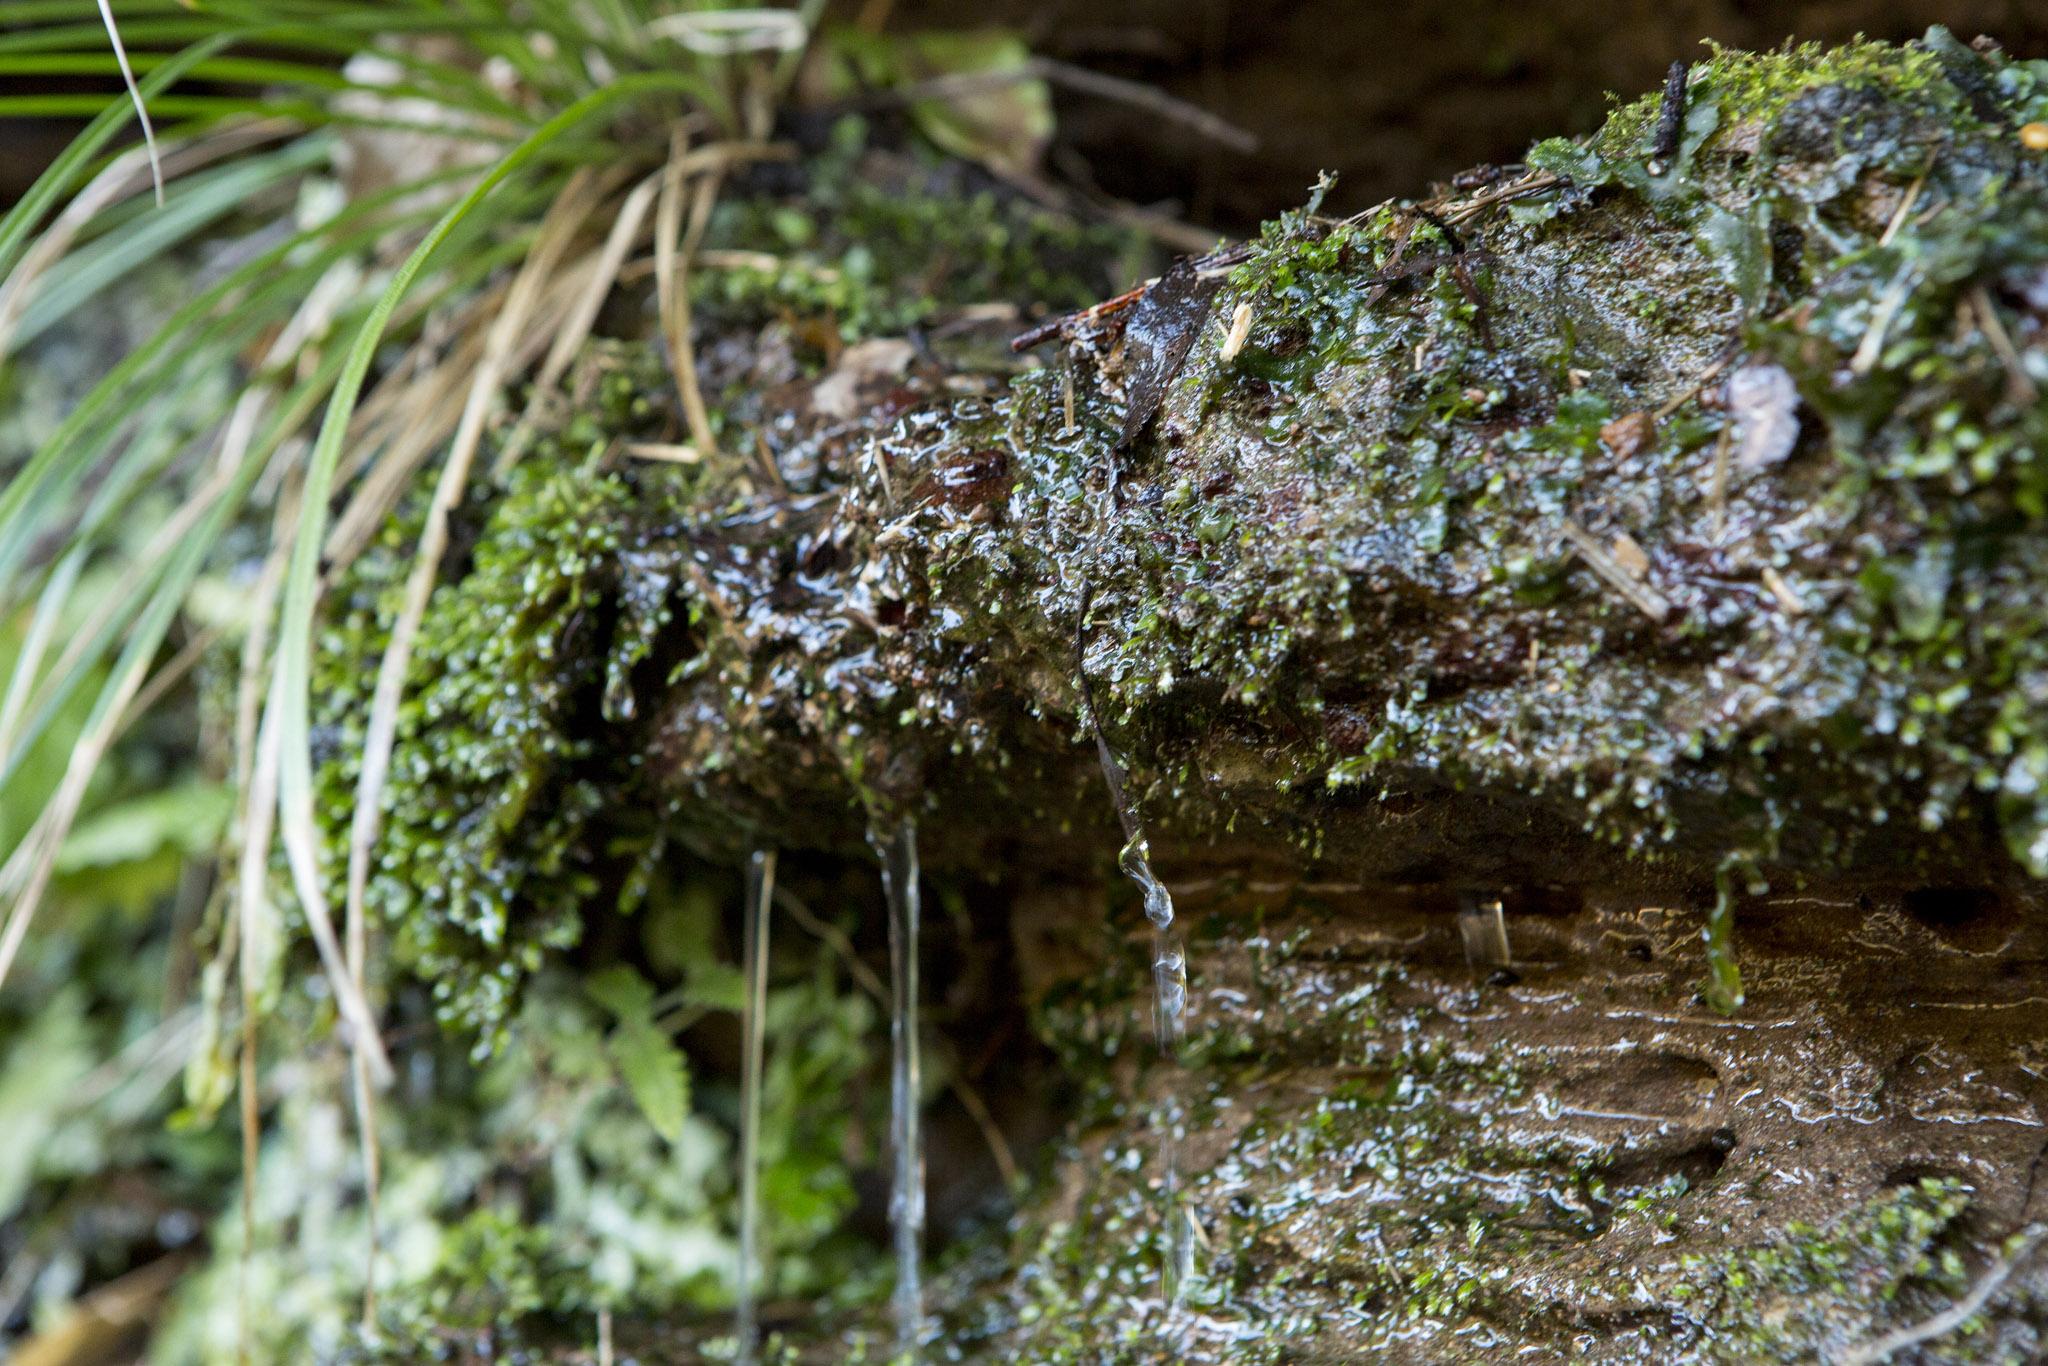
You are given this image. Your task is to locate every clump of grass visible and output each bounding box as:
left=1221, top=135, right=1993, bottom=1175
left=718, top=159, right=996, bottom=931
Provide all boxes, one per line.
left=0, top=0, right=835, bottom=1336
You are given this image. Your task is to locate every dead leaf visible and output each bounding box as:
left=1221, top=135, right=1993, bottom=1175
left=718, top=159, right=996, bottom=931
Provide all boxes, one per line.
left=1599, top=411, right=1656, bottom=461
left=813, top=337, right=917, bottom=420
left=1118, top=257, right=1223, bottom=448
left=1726, top=361, right=1800, bottom=469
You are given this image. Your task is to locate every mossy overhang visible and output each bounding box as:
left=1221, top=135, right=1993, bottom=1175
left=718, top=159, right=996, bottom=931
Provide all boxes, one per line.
left=613, top=30, right=2048, bottom=903
left=318, top=31, right=2048, bottom=1030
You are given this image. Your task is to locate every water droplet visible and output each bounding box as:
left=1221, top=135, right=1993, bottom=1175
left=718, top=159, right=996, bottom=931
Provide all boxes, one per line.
left=1457, top=893, right=1511, bottom=973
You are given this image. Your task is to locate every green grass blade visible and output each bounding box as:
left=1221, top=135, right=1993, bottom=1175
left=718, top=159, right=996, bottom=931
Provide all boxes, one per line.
left=91, top=0, right=166, bottom=203
left=0, top=165, right=472, bottom=588
left=0, top=336, right=357, bottom=802
left=10, top=139, right=331, bottom=349
left=0, top=34, right=228, bottom=284
left=264, top=72, right=709, bottom=1072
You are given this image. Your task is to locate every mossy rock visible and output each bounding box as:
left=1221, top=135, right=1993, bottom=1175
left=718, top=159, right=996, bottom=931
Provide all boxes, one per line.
left=314, top=29, right=2048, bottom=1361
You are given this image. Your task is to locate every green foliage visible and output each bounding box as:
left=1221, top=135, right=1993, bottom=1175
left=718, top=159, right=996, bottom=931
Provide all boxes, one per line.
left=697, top=115, right=1141, bottom=346
left=0, top=1, right=1070, bottom=1353
left=586, top=965, right=690, bottom=1142
left=1677, top=1178, right=1975, bottom=1362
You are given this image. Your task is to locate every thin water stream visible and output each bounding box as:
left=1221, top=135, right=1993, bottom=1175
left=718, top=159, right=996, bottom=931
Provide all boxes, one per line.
left=735, top=848, right=776, bottom=1365
left=1093, top=727, right=1195, bottom=1304
left=871, top=819, right=925, bottom=1356
left=1456, top=893, right=1511, bottom=974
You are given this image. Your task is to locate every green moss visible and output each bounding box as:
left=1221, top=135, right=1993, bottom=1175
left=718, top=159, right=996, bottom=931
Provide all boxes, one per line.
left=1675, top=1178, right=1978, bottom=1362
left=1591, top=37, right=1961, bottom=170
left=314, top=342, right=700, bottom=1039
left=696, top=116, right=1147, bottom=348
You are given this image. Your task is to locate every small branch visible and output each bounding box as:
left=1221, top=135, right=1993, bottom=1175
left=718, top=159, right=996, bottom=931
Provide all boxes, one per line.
left=855, top=59, right=1258, bottom=155
left=1653, top=340, right=1742, bottom=420
left=1971, top=284, right=2040, bottom=407
left=774, top=886, right=1018, bottom=1188
left=1560, top=519, right=1671, bottom=622
left=1839, top=1226, right=2047, bottom=1366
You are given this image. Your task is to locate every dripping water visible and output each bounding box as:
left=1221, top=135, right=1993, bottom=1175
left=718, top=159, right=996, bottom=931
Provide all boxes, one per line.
left=1703, top=869, right=1745, bottom=1015
left=1114, top=778, right=1196, bottom=1302
left=1084, top=671, right=1195, bottom=1304
left=871, top=819, right=925, bottom=1356
left=1457, top=893, right=1511, bottom=975
left=736, top=848, right=776, bottom=1365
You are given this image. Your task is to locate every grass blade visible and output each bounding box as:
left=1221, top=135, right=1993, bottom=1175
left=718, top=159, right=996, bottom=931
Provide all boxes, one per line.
left=0, top=34, right=227, bottom=284
left=90, top=0, right=166, bottom=204
left=8, top=139, right=329, bottom=350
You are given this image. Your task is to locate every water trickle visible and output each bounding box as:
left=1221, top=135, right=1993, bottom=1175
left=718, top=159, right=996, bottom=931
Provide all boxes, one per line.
left=736, top=848, right=776, bottom=1365
left=1457, top=893, right=1511, bottom=974
left=1094, top=725, right=1195, bottom=1303
left=1703, top=870, right=1745, bottom=1015
left=871, top=819, right=925, bottom=1356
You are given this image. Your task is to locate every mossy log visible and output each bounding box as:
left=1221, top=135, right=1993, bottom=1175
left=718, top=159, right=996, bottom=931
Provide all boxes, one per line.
left=561, top=36, right=2048, bottom=897
left=320, top=30, right=2048, bottom=1361
left=648, top=37, right=2048, bottom=898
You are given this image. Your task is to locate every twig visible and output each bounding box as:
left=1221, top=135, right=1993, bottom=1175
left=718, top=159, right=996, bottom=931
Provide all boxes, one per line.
left=775, top=886, right=886, bottom=1001
left=774, top=885, right=1017, bottom=1186
left=623, top=441, right=702, bottom=464
left=1030, top=58, right=1257, bottom=153
left=1759, top=565, right=1805, bottom=615
left=1439, top=170, right=1561, bottom=226
left=116, top=626, right=223, bottom=730
left=1011, top=245, right=1479, bottom=353
left=855, top=58, right=1257, bottom=154
left=1878, top=169, right=1928, bottom=248
left=1851, top=270, right=1914, bottom=375
left=1560, top=519, right=1671, bottom=622
left=1653, top=340, right=1742, bottom=420
left=1971, top=284, right=2040, bottom=406
left=1011, top=282, right=1150, bottom=352
left=1838, top=1226, right=2047, bottom=1365
left=1708, top=423, right=1732, bottom=536
left=1647, top=61, right=1690, bottom=176
left=948, top=1070, right=1022, bottom=1190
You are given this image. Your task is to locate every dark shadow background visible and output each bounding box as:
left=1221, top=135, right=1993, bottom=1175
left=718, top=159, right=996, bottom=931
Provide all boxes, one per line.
left=5, top=3, right=2045, bottom=227
left=883, top=0, right=2048, bottom=230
